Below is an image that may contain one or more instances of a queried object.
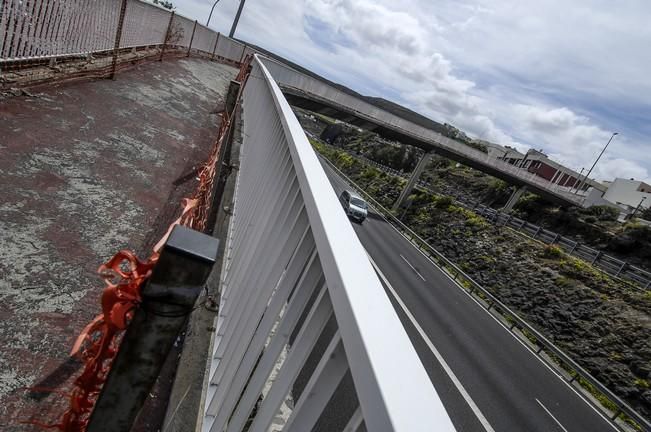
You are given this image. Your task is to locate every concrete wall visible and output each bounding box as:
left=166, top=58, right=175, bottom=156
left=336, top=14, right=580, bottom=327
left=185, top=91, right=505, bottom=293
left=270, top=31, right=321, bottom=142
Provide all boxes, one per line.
left=603, top=178, right=651, bottom=210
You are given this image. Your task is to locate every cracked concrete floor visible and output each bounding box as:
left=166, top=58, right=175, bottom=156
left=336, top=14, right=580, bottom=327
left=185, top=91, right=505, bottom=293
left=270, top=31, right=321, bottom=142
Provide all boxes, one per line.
left=0, top=57, right=237, bottom=430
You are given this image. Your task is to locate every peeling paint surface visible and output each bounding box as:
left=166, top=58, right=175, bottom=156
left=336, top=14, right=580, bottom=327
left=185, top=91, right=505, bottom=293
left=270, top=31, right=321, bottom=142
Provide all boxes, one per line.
left=0, top=58, right=237, bottom=430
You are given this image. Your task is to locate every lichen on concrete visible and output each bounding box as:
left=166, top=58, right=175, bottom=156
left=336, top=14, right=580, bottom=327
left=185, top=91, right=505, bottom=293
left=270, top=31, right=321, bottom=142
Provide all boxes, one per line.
left=0, top=57, right=237, bottom=430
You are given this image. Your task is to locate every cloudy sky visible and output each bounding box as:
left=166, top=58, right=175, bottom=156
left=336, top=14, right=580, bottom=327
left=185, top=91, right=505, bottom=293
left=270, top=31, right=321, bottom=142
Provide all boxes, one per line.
left=173, top=0, right=650, bottom=183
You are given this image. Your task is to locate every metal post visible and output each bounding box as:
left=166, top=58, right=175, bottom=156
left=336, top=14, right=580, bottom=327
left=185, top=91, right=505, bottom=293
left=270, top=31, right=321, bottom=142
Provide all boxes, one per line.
left=504, top=214, right=512, bottom=227
left=187, top=20, right=197, bottom=57
left=591, top=251, right=602, bottom=265
left=109, top=0, right=129, bottom=80
left=533, top=227, right=541, bottom=238
left=238, top=44, right=247, bottom=64
left=615, top=262, right=627, bottom=277
left=574, top=132, right=618, bottom=194
left=568, top=242, right=578, bottom=255
left=86, top=226, right=219, bottom=432
left=206, top=0, right=221, bottom=27
left=160, top=11, right=175, bottom=62
left=211, top=32, right=220, bottom=60
left=229, top=0, right=247, bottom=38
left=631, top=196, right=647, bottom=219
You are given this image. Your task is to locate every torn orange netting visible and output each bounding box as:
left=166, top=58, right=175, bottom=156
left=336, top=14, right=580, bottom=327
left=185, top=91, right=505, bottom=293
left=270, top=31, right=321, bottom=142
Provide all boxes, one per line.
left=30, top=56, right=252, bottom=432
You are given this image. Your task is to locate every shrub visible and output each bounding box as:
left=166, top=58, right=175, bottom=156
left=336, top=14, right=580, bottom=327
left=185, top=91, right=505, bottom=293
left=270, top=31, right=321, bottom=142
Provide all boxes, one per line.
left=543, top=244, right=564, bottom=259
left=434, top=195, right=453, bottom=209
left=584, top=216, right=597, bottom=224
left=513, top=193, right=549, bottom=220
left=554, top=276, right=575, bottom=288
left=581, top=205, right=620, bottom=222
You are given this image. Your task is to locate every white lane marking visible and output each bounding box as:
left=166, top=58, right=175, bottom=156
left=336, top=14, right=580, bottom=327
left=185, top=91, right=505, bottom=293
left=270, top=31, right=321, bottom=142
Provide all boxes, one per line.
left=400, top=254, right=426, bottom=281
left=536, top=399, right=569, bottom=432
left=370, top=209, right=619, bottom=431
left=367, top=253, right=496, bottom=432
left=323, top=157, right=618, bottom=431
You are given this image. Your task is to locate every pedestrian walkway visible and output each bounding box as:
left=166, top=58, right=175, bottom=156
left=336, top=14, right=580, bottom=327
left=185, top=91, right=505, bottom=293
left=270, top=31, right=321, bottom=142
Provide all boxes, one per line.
left=0, top=57, right=237, bottom=429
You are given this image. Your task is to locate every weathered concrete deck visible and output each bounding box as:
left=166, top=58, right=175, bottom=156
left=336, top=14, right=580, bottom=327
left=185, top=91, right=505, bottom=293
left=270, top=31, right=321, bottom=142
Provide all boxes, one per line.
left=0, top=58, right=237, bottom=429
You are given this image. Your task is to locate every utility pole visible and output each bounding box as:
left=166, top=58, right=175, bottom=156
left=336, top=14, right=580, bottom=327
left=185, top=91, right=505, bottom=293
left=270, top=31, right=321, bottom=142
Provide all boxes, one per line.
left=574, top=132, right=618, bottom=194
left=229, top=0, right=247, bottom=38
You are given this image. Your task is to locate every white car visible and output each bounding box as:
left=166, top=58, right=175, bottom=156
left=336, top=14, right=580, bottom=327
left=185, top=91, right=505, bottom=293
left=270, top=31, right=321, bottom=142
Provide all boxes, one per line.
left=339, top=190, right=368, bottom=223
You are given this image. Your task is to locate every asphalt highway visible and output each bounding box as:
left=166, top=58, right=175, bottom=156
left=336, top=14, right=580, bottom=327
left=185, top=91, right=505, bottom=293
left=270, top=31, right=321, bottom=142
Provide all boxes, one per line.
left=319, top=157, right=617, bottom=432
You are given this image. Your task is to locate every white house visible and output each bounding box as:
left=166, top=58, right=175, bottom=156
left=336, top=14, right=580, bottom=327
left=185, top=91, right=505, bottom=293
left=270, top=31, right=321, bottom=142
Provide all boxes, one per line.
left=602, top=178, right=651, bottom=211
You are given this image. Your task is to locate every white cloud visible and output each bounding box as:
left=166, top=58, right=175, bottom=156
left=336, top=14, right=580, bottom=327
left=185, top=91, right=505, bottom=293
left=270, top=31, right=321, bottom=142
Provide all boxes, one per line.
left=172, top=0, right=651, bottom=183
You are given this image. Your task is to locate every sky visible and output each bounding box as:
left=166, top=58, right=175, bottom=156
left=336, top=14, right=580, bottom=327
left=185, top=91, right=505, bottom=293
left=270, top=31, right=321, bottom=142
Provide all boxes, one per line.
left=172, top=0, right=651, bottom=183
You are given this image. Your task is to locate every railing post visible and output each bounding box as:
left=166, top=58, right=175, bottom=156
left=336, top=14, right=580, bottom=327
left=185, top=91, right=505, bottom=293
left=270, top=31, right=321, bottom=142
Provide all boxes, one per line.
left=533, top=226, right=541, bottom=239
left=187, top=20, right=197, bottom=57
left=504, top=214, right=512, bottom=227
left=615, top=262, right=627, bottom=277
left=591, top=251, right=602, bottom=265
left=568, top=241, right=578, bottom=255
left=160, top=11, right=175, bottom=62
left=239, top=44, right=247, bottom=64
left=211, top=32, right=220, bottom=60
left=109, top=0, right=129, bottom=80
left=86, top=225, right=219, bottom=432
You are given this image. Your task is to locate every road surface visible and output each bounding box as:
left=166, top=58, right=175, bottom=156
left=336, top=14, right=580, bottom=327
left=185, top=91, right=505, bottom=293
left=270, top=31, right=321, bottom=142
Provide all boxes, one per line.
left=319, top=157, right=617, bottom=432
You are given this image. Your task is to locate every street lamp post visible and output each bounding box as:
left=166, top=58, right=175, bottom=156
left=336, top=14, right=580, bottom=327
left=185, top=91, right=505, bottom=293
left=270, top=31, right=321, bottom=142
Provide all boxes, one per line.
left=206, top=0, right=221, bottom=27
left=574, top=132, right=618, bottom=194
left=631, top=196, right=648, bottom=219
left=229, top=0, right=247, bottom=37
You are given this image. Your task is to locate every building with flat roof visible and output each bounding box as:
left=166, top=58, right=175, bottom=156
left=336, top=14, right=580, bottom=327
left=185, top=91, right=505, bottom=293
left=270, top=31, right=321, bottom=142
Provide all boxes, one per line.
left=602, top=178, right=651, bottom=211
left=476, top=140, right=604, bottom=193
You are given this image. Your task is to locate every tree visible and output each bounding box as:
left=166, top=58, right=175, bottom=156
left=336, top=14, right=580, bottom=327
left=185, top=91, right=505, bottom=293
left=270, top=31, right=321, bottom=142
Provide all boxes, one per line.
left=153, top=0, right=174, bottom=10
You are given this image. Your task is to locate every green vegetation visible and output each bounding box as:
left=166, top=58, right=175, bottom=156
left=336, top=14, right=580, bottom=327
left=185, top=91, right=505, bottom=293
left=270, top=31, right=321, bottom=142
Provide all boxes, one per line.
left=152, top=0, right=174, bottom=9
left=312, top=138, right=651, bottom=420
left=521, top=328, right=539, bottom=346
left=554, top=276, right=574, bottom=288
left=543, top=244, right=564, bottom=259
left=581, top=205, right=620, bottom=222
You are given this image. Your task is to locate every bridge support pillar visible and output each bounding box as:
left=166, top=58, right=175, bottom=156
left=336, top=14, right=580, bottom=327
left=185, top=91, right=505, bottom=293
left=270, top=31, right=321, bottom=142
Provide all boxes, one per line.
left=502, top=185, right=527, bottom=212
left=392, top=151, right=432, bottom=212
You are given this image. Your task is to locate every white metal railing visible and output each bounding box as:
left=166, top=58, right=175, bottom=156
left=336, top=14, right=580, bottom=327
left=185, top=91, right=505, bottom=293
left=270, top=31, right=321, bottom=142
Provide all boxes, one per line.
left=201, top=55, right=456, bottom=432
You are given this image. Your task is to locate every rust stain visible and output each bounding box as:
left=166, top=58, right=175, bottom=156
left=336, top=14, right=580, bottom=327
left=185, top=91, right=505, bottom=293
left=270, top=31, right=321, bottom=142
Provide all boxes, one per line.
left=0, top=58, right=237, bottom=431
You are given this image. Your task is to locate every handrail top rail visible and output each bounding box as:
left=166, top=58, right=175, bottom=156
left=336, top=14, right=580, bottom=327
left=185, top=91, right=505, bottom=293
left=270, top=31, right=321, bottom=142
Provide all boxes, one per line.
left=253, top=54, right=456, bottom=431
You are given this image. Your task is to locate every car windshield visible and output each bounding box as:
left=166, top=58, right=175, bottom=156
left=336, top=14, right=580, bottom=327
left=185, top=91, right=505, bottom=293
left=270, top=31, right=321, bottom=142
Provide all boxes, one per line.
left=350, top=197, right=367, bottom=209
